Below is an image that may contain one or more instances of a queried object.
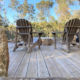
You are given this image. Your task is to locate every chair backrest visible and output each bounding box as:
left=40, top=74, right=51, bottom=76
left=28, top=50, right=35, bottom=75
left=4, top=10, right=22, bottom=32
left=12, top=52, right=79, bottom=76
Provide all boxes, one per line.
left=16, top=19, right=33, bottom=42
left=63, top=18, right=80, bottom=42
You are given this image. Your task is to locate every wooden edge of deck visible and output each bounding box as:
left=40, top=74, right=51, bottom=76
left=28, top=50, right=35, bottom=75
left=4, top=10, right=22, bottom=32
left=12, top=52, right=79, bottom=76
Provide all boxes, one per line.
left=0, top=77, right=80, bottom=80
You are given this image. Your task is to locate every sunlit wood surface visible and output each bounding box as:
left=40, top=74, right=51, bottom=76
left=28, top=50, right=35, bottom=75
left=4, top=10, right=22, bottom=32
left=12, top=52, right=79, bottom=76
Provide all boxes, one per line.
left=8, top=42, right=80, bottom=79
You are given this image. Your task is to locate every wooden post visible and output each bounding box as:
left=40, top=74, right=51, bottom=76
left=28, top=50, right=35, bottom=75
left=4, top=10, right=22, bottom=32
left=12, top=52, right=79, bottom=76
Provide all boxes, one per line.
left=28, top=32, right=31, bottom=53
left=38, top=33, right=42, bottom=49
left=54, top=33, right=57, bottom=49
left=52, top=32, right=56, bottom=49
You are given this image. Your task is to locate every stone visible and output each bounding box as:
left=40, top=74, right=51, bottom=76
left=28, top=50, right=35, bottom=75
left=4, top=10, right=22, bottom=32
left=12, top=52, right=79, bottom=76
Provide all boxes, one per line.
left=0, top=28, right=9, bottom=76
left=42, top=39, right=53, bottom=46
left=29, top=38, right=53, bottom=52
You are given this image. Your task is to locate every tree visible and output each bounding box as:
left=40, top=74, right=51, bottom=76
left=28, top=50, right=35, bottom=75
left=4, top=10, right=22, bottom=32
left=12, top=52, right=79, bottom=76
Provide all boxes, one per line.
left=27, top=4, right=35, bottom=21
left=55, top=0, right=80, bottom=22
left=36, top=0, right=54, bottom=22
left=9, top=0, right=19, bottom=9
left=49, top=16, right=55, bottom=22
left=22, top=0, right=29, bottom=17
left=72, top=10, right=80, bottom=18
left=55, top=0, right=71, bottom=22
left=10, top=0, right=29, bottom=18
left=0, top=15, right=3, bottom=26
left=0, top=0, right=4, bottom=12
left=16, top=0, right=35, bottom=20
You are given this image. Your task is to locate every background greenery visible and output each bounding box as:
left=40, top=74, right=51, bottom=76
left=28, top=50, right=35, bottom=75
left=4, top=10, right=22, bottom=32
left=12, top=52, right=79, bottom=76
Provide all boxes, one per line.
left=0, top=0, right=80, bottom=40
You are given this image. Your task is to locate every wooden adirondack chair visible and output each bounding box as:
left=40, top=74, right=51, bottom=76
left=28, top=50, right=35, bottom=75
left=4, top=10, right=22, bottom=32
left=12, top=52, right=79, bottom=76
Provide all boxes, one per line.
left=52, top=18, right=80, bottom=52
left=63, top=18, right=80, bottom=52
left=13, top=19, right=33, bottom=51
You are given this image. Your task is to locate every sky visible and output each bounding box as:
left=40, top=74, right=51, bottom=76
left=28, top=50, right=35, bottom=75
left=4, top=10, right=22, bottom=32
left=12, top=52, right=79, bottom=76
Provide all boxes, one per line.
left=0, top=0, right=80, bottom=24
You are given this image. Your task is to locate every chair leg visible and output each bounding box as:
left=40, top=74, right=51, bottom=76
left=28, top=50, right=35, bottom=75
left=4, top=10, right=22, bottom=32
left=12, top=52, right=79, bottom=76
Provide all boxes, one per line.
left=66, top=32, right=70, bottom=53
left=38, top=38, right=42, bottom=49
left=67, top=41, right=70, bottom=53
left=13, top=30, right=18, bottom=52
left=79, top=29, right=80, bottom=48
left=54, top=33, right=57, bottom=49
left=13, top=44, right=18, bottom=52
left=38, top=35, right=42, bottom=49
left=27, top=33, right=31, bottom=53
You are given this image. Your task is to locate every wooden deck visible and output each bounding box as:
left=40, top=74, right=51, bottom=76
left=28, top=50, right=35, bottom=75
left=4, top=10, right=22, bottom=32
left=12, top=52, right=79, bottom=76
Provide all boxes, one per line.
left=8, top=42, right=80, bottom=79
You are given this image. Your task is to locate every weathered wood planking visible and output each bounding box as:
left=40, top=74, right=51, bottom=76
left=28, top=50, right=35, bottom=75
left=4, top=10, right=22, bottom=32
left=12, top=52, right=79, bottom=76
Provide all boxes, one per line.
left=26, top=51, right=37, bottom=78
left=59, top=50, right=80, bottom=77
left=8, top=42, right=80, bottom=78
left=9, top=50, right=21, bottom=69
left=49, top=48, right=71, bottom=77
left=15, top=52, right=31, bottom=77
left=8, top=49, right=26, bottom=77
left=0, top=78, right=80, bottom=80
left=53, top=49, right=80, bottom=78
left=41, top=46, right=72, bottom=78
left=41, top=46, right=61, bottom=77
left=37, top=50, right=49, bottom=77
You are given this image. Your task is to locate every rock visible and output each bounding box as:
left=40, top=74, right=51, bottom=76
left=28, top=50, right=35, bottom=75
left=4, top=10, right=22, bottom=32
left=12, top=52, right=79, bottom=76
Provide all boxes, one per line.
left=42, top=39, right=53, bottom=46
left=0, top=28, right=9, bottom=76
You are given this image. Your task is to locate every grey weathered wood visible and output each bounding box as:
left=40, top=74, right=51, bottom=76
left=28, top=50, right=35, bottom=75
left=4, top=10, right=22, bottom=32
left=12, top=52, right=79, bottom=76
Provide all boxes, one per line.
left=37, top=50, right=49, bottom=77
left=8, top=42, right=80, bottom=78
left=26, top=51, right=37, bottom=78
left=8, top=49, right=26, bottom=77
left=41, top=46, right=61, bottom=77
left=15, top=53, right=31, bottom=77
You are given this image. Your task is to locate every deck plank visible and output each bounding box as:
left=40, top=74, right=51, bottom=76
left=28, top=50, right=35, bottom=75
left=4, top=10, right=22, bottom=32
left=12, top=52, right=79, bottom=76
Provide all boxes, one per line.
left=60, top=50, right=80, bottom=77
left=37, top=50, right=49, bottom=77
left=41, top=46, right=74, bottom=78
left=26, top=51, right=37, bottom=78
left=41, top=46, right=61, bottom=77
left=15, top=53, right=31, bottom=77
left=8, top=42, right=80, bottom=78
left=54, top=50, right=80, bottom=78
left=8, top=49, right=26, bottom=77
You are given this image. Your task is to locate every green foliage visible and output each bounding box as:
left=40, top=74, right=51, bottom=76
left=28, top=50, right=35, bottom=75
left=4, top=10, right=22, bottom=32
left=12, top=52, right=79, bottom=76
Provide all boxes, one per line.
left=9, top=0, right=19, bottom=9
left=36, top=0, right=53, bottom=10
left=0, top=0, right=80, bottom=38
left=28, top=4, right=35, bottom=21
left=22, top=0, right=29, bottom=17
left=36, top=0, right=54, bottom=22
left=55, top=0, right=71, bottom=22
left=32, top=21, right=64, bottom=37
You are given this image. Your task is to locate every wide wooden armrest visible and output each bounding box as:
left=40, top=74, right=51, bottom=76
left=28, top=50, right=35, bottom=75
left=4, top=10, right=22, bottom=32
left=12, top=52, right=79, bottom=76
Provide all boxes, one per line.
left=18, top=33, right=30, bottom=35
left=17, top=32, right=44, bottom=34
left=31, top=31, right=44, bottom=34
left=16, top=26, right=31, bottom=29
left=52, top=31, right=79, bottom=35
left=17, top=32, right=44, bottom=37
left=52, top=32, right=63, bottom=35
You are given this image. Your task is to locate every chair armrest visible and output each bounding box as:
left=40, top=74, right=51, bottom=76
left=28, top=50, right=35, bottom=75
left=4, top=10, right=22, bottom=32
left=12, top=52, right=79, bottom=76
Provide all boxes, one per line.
left=52, top=31, right=63, bottom=35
